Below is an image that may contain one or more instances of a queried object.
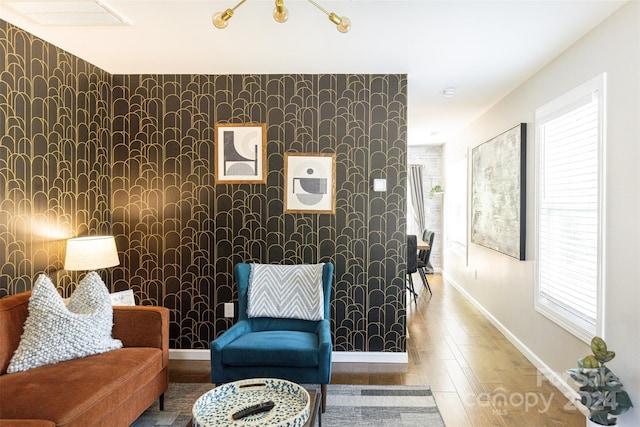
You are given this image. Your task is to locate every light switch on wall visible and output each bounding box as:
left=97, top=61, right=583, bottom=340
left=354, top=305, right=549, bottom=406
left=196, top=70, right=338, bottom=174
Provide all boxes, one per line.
left=224, top=303, right=234, bottom=318
left=373, top=178, right=387, bottom=192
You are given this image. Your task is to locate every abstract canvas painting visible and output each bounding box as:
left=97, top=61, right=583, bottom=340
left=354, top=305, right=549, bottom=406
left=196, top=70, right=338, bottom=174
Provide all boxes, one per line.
left=285, top=153, right=336, bottom=213
left=471, top=123, right=526, bottom=260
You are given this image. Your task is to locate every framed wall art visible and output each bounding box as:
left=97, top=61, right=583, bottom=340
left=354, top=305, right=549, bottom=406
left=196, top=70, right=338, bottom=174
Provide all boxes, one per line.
left=471, top=123, right=526, bottom=260
left=285, top=153, right=336, bottom=214
left=214, top=123, right=267, bottom=183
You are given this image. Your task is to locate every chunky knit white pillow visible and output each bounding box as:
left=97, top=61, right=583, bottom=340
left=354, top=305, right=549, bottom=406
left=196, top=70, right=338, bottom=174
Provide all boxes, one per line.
left=7, top=272, right=122, bottom=373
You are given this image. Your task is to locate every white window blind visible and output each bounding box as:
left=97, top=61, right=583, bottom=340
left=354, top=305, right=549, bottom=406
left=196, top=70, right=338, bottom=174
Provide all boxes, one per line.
left=535, top=74, right=605, bottom=343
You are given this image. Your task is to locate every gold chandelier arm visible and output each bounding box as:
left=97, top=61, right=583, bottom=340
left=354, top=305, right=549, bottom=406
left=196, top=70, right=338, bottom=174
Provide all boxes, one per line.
left=229, top=0, right=248, bottom=12
left=306, top=0, right=330, bottom=16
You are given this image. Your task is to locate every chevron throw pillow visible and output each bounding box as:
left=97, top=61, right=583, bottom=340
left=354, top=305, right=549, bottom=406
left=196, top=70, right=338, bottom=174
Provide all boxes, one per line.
left=247, top=263, right=324, bottom=321
left=7, top=272, right=123, bottom=373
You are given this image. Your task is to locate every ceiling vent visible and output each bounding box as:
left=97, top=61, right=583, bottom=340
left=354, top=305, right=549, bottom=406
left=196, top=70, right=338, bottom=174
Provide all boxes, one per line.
left=4, top=1, right=128, bottom=26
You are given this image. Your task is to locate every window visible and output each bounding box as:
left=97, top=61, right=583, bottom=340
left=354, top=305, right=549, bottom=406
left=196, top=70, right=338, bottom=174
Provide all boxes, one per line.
left=534, top=73, right=606, bottom=343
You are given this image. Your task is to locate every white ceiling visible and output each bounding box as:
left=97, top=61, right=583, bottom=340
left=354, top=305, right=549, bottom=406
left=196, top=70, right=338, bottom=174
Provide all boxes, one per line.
left=0, top=0, right=627, bottom=145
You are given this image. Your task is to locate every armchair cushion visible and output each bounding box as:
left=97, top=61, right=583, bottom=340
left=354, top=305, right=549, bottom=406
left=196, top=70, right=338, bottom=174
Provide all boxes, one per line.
left=222, top=331, right=319, bottom=368
left=247, top=263, right=324, bottom=321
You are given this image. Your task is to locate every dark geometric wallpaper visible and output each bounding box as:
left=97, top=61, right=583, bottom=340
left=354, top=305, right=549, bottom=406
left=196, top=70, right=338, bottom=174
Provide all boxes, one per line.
left=0, top=20, right=113, bottom=297
left=112, top=74, right=408, bottom=352
left=1, top=19, right=408, bottom=354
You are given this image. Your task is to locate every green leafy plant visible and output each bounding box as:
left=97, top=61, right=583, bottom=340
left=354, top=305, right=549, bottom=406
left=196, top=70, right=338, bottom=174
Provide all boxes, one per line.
left=566, top=337, right=633, bottom=425
left=429, top=185, right=443, bottom=199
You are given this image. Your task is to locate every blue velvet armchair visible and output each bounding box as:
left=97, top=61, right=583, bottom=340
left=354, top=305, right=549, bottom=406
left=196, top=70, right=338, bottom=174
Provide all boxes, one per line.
left=210, top=262, right=334, bottom=411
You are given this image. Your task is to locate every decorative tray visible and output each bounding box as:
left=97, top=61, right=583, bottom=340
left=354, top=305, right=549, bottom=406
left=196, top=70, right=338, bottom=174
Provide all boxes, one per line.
left=192, top=378, right=310, bottom=427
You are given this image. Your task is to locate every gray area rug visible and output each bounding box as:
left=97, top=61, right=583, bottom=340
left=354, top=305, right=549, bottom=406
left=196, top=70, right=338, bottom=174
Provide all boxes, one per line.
left=324, top=384, right=445, bottom=427
left=131, top=383, right=446, bottom=427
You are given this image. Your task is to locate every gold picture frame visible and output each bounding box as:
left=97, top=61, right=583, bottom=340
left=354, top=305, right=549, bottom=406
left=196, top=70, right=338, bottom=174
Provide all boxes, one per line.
left=214, top=123, right=267, bottom=184
left=284, top=153, right=336, bottom=214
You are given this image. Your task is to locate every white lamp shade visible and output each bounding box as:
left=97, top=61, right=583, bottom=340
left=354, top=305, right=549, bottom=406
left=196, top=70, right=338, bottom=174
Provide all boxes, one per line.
left=64, top=236, right=120, bottom=271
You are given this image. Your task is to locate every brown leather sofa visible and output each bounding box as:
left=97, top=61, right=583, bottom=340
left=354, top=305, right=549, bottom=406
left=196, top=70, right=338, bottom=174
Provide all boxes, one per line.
left=0, top=291, right=169, bottom=427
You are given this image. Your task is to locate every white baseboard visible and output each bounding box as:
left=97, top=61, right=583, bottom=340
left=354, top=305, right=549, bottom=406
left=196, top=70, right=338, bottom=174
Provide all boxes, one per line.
left=442, top=271, right=584, bottom=413
left=170, top=349, right=210, bottom=360
left=169, top=349, right=408, bottom=364
left=332, top=351, right=408, bottom=364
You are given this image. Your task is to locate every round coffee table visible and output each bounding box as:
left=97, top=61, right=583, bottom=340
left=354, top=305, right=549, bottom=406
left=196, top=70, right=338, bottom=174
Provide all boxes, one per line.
left=192, top=378, right=310, bottom=427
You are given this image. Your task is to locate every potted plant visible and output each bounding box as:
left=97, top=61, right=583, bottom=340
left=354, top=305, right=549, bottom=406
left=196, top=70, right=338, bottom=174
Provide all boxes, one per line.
left=566, top=337, right=633, bottom=426
left=429, top=184, right=444, bottom=199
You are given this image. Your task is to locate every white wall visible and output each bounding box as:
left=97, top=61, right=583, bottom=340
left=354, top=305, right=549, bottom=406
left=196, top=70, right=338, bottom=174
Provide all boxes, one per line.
left=443, top=2, right=639, bottom=425
left=408, top=145, right=443, bottom=270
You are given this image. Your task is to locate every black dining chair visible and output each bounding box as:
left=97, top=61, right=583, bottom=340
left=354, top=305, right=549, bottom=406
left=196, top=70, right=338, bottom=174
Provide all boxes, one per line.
left=406, top=235, right=419, bottom=304
left=417, top=230, right=435, bottom=295
left=417, top=229, right=429, bottom=274
left=421, top=229, right=435, bottom=274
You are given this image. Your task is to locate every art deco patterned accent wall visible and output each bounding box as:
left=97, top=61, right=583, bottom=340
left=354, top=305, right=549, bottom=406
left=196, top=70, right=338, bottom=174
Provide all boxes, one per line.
left=0, top=20, right=112, bottom=297
left=1, top=18, right=408, bottom=353
left=112, top=74, right=408, bottom=352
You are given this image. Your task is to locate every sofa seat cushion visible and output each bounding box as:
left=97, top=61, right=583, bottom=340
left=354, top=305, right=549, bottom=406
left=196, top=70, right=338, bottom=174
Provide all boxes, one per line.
left=222, top=331, right=319, bottom=368
left=0, top=347, right=162, bottom=426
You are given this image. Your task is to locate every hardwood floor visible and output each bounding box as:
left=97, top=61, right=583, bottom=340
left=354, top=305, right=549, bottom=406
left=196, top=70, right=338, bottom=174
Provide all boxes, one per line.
left=169, top=273, right=585, bottom=426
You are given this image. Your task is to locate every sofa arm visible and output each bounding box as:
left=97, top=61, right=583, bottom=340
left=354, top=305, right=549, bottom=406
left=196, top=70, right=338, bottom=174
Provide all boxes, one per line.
left=112, top=306, right=169, bottom=367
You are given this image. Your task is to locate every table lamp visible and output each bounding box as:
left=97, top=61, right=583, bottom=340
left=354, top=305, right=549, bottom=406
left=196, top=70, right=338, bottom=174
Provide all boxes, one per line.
left=64, top=236, right=120, bottom=275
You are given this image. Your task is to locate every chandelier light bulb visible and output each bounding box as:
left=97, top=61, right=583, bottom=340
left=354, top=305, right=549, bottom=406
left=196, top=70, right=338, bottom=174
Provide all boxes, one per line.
left=336, top=16, right=350, bottom=33
left=212, top=9, right=233, bottom=29
left=328, top=12, right=350, bottom=33
left=212, top=12, right=227, bottom=29
left=273, top=7, right=288, bottom=23
left=273, top=0, right=288, bottom=23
